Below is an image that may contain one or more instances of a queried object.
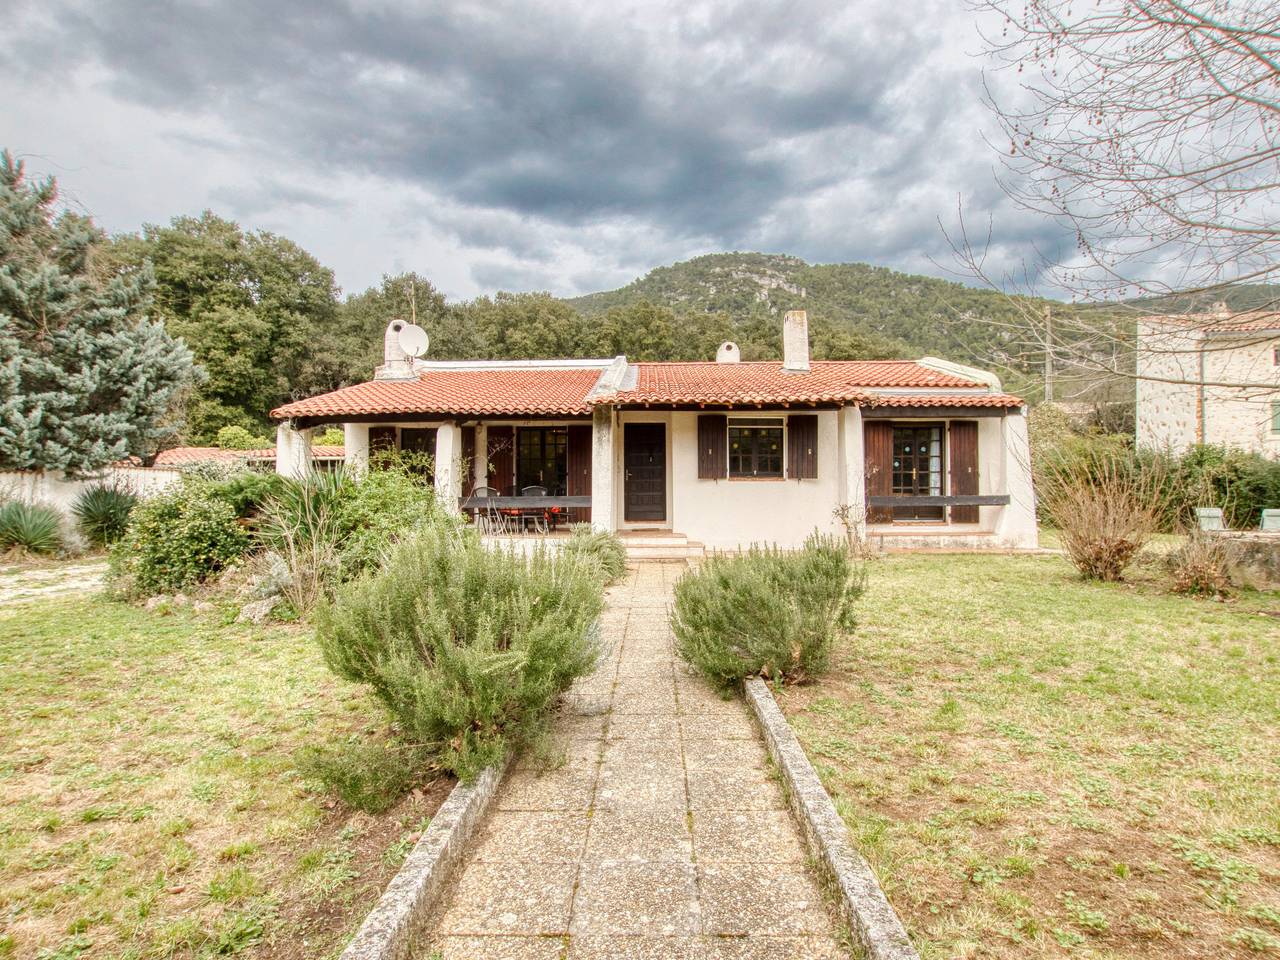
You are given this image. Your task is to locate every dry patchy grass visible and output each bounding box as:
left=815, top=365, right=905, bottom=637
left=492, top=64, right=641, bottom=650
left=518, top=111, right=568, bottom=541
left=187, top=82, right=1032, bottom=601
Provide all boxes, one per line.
left=0, top=594, right=449, bottom=960
left=779, top=553, right=1280, bottom=959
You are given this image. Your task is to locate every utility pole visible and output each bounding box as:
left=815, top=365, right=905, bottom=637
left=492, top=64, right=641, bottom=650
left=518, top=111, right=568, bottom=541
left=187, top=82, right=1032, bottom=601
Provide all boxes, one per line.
left=1043, top=304, right=1054, bottom=403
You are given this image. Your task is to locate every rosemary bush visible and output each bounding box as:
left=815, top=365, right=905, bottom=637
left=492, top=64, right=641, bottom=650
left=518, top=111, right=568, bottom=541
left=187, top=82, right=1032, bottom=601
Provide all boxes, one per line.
left=561, top=523, right=627, bottom=584
left=673, top=533, right=864, bottom=689
left=314, top=524, right=604, bottom=779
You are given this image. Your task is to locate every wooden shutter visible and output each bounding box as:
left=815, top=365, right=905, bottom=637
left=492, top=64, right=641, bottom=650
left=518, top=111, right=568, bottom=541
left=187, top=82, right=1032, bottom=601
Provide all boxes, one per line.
left=787, top=415, right=818, bottom=479
left=864, top=421, right=894, bottom=523
left=949, top=420, right=979, bottom=523
left=566, top=424, right=592, bottom=523
left=486, top=425, right=514, bottom=494
left=460, top=426, right=476, bottom=496
left=697, top=415, right=727, bottom=479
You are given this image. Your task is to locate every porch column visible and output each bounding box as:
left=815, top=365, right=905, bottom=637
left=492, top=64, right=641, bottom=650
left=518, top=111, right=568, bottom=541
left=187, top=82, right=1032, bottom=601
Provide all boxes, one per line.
left=838, top=405, right=867, bottom=542
left=995, top=409, right=1038, bottom=548
left=343, top=423, right=370, bottom=477
left=434, top=422, right=463, bottom=514
left=473, top=424, right=488, bottom=490
left=275, top=423, right=313, bottom=479
left=590, top=406, right=616, bottom=532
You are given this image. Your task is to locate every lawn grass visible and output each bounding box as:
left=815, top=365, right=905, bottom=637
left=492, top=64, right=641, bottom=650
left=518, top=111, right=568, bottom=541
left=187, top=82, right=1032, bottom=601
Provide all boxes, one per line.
left=0, top=593, right=449, bottom=960
left=778, top=552, right=1280, bottom=959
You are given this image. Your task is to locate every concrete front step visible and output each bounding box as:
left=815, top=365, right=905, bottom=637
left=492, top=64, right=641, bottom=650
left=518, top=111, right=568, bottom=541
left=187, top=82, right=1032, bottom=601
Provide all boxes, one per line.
left=619, top=533, right=705, bottom=559
left=625, top=543, right=706, bottom=559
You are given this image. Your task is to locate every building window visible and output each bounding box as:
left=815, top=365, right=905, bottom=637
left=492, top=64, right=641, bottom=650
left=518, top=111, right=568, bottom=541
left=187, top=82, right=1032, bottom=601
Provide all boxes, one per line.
left=891, top=424, right=944, bottom=520
left=1272, top=401, right=1280, bottom=435
left=1274, top=345, right=1280, bottom=366
left=516, top=427, right=568, bottom=493
left=728, top=417, right=784, bottom=478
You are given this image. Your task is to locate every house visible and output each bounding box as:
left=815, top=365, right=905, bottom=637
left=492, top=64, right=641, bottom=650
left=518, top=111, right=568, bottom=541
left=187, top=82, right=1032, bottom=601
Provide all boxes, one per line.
left=270, top=311, right=1038, bottom=550
left=1136, top=308, right=1280, bottom=457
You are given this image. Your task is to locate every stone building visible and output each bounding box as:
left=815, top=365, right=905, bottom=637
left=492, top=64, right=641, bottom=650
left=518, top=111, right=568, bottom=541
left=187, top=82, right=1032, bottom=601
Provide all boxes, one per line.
left=1136, top=310, right=1280, bottom=457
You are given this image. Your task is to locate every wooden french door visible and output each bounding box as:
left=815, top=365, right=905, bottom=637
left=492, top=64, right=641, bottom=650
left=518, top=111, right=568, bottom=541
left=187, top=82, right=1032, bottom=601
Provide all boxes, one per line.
left=623, top=423, right=666, bottom=522
left=891, top=424, right=944, bottom=521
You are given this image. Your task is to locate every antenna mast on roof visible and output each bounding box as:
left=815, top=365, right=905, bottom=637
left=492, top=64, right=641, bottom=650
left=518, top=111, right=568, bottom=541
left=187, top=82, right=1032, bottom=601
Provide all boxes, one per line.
left=407, top=277, right=417, bottom=325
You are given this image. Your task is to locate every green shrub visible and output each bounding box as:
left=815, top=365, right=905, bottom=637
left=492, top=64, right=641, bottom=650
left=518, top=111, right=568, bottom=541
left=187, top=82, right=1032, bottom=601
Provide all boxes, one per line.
left=561, top=524, right=627, bottom=583
left=297, top=736, right=433, bottom=813
left=315, top=427, right=345, bottom=446
left=71, top=483, right=139, bottom=546
left=215, top=425, right=269, bottom=450
left=112, top=484, right=251, bottom=594
left=315, top=524, right=604, bottom=780
left=256, top=463, right=449, bottom=612
left=0, top=501, right=62, bottom=555
left=202, top=471, right=287, bottom=518
left=673, top=533, right=864, bottom=689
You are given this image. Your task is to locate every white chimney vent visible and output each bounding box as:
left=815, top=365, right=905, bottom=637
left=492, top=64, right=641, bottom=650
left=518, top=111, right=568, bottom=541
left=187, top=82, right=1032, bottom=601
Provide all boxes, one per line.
left=716, top=341, right=741, bottom=363
left=782, top=310, right=810, bottom=372
left=377, top=320, right=416, bottom=380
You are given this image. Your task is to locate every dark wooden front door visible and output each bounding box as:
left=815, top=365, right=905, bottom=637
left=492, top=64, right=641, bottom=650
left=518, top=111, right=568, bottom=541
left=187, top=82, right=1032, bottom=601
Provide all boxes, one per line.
left=624, top=423, right=666, bottom=522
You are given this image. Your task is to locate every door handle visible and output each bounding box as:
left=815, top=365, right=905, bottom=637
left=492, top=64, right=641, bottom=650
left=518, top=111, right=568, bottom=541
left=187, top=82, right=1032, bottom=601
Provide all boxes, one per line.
left=625, top=470, right=632, bottom=480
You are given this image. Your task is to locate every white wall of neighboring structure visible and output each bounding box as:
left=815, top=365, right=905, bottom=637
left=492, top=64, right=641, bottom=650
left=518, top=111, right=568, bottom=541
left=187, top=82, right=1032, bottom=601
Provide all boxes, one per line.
left=667, top=410, right=844, bottom=550
left=1137, top=321, right=1280, bottom=456
left=0, top=467, right=183, bottom=513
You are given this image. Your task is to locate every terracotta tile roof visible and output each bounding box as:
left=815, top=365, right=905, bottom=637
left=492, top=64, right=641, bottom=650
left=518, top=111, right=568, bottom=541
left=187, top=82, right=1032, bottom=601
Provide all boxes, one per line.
left=148, top=445, right=343, bottom=466
left=865, top=393, right=1024, bottom=408
left=271, top=369, right=603, bottom=420
left=601, top=361, right=985, bottom=406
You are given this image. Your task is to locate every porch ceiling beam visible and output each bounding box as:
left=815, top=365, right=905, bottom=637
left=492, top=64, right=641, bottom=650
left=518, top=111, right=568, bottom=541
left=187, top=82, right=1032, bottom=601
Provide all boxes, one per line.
left=861, top=406, right=1014, bottom=419
left=867, top=494, right=1011, bottom=507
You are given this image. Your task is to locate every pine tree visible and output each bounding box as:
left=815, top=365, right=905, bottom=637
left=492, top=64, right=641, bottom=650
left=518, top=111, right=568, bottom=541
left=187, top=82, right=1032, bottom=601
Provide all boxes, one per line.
left=0, top=150, right=197, bottom=475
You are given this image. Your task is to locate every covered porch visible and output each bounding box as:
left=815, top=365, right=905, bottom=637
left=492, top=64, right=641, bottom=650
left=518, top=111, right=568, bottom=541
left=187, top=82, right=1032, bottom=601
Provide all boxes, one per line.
left=276, top=416, right=604, bottom=532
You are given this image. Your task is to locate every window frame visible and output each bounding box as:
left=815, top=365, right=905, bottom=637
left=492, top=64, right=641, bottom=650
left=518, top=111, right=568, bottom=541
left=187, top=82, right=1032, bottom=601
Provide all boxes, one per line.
left=726, top=415, right=786, bottom=479
left=1271, top=400, right=1280, bottom=435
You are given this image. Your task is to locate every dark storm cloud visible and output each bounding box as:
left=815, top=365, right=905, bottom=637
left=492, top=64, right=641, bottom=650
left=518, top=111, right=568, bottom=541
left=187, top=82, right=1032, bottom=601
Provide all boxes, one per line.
left=7, top=0, right=949, bottom=243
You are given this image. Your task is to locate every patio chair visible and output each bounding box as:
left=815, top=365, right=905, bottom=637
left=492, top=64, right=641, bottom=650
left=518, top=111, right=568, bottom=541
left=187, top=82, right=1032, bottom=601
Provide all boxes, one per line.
left=471, top=485, right=508, bottom=536
left=1260, top=509, right=1280, bottom=532
left=1195, top=507, right=1226, bottom=532
left=520, top=485, right=549, bottom=535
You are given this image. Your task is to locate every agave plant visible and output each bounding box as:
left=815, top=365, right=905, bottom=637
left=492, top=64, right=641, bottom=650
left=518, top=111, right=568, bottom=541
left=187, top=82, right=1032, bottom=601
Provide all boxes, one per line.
left=0, top=501, right=63, bottom=555
left=72, top=483, right=139, bottom=546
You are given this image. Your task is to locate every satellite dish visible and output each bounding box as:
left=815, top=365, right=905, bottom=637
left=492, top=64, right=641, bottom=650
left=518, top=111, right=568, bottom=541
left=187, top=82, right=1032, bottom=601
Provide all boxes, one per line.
left=397, top=323, right=429, bottom=358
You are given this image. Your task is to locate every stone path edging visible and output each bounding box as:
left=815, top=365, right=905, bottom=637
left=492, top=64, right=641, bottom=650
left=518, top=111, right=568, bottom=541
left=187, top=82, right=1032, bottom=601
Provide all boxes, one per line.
left=339, top=760, right=509, bottom=960
left=744, top=678, right=920, bottom=960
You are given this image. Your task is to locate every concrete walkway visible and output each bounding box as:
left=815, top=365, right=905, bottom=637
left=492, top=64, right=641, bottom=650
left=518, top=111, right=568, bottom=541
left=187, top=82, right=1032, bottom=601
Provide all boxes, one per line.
left=420, top=561, right=844, bottom=960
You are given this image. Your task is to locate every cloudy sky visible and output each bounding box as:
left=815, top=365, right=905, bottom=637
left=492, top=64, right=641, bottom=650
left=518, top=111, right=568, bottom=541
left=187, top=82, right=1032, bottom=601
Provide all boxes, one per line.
left=3, top=0, right=1070, bottom=301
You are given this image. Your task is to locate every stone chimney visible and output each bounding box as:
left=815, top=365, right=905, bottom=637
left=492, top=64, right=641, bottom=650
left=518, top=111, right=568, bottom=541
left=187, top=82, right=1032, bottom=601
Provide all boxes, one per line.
left=782, top=310, right=810, bottom=372
left=377, top=319, right=415, bottom=380
left=715, top=341, right=741, bottom=363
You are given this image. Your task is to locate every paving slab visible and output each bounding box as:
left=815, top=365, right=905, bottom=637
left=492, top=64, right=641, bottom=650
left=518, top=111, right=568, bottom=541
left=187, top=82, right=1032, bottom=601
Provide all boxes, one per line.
left=418, top=561, right=843, bottom=959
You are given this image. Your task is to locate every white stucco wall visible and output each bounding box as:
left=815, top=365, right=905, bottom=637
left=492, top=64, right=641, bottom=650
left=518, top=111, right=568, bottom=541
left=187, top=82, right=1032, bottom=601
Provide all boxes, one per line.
left=667, top=410, right=844, bottom=550
left=1137, top=321, right=1280, bottom=456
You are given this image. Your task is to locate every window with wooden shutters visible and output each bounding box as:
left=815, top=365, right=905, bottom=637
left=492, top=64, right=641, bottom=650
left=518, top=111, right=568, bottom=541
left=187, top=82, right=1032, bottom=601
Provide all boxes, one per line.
left=697, top=414, right=727, bottom=479
left=787, top=414, right=818, bottom=479
left=863, top=421, right=894, bottom=522
left=949, top=420, right=979, bottom=523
